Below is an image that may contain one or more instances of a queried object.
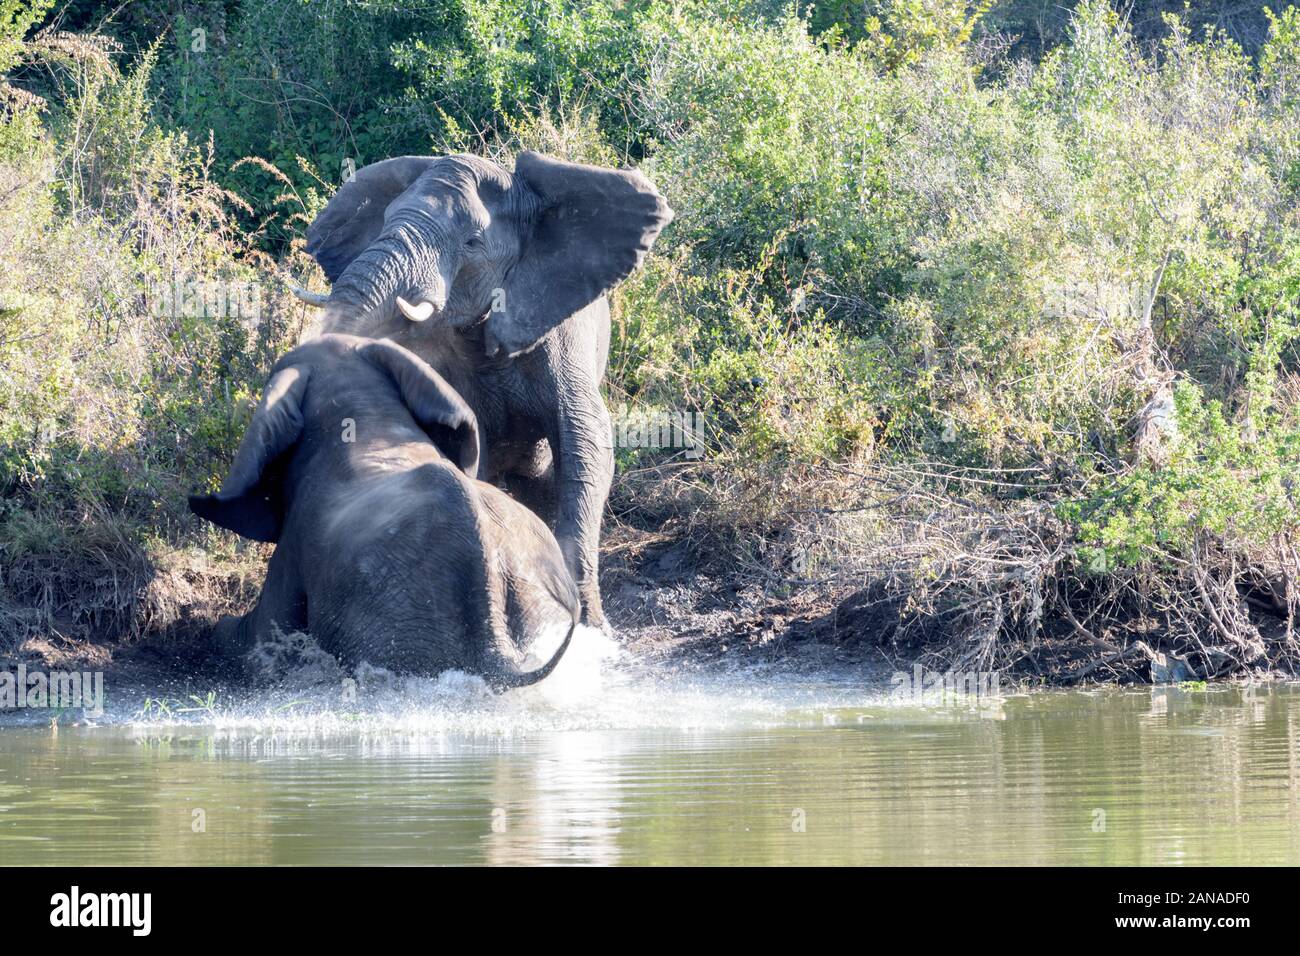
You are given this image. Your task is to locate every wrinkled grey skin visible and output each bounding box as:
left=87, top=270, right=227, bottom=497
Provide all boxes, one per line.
left=294, top=151, right=673, bottom=631
left=189, top=334, right=579, bottom=689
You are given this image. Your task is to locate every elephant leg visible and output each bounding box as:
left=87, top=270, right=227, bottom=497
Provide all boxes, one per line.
left=554, top=390, right=614, bottom=632
left=220, top=546, right=307, bottom=673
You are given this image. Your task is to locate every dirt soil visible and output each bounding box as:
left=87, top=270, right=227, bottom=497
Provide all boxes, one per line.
left=600, top=528, right=895, bottom=671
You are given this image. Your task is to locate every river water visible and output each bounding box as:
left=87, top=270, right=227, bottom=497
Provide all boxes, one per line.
left=1, top=628, right=1298, bottom=865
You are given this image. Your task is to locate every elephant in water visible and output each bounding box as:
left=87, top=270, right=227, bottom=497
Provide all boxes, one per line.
left=289, top=151, right=673, bottom=632
left=189, top=333, right=578, bottom=689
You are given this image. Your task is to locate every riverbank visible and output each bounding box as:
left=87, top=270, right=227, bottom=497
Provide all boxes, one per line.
left=4, top=511, right=1295, bottom=694
left=602, top=520, right=1298, bottom=686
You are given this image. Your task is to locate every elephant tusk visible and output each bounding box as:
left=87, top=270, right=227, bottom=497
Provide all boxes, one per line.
left=287, top=282, right=331, bottom=308
left=396, top=296, right=436, bottom=322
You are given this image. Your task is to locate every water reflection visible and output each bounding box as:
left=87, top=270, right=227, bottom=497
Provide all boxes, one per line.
left=0, top=682, right=1297, bottom=864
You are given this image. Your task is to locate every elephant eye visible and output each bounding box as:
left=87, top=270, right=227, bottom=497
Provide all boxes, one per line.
left=465, top=232, right=485, bottom=251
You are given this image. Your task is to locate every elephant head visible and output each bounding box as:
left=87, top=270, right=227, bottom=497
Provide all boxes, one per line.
left=291, top=152, right=673, bottom=358
left=189, top=336, right=480, bottom=543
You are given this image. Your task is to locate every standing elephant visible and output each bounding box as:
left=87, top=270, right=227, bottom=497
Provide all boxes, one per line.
left=189, top=333, right=578, bottom=688
left=289, top=151, right=673, bottom=631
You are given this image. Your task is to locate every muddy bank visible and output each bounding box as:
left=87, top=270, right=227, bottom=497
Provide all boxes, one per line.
left=597, top=526, right=1298, bottom=687
left=3, top=523, right=1296, bottom=693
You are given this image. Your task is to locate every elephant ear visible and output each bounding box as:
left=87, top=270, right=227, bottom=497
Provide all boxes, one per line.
left=359, top=339, right=481, bottom=479
left=305, top=157, right=438, bottom=282
left=487, top=151, right=673, bottom=358
left=189, top=366, right=311, bottom=542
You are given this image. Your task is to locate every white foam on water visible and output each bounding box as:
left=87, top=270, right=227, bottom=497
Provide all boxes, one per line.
left=519, top=618, right=624, bottom=707
left=52, top=625, right=913, bottom=736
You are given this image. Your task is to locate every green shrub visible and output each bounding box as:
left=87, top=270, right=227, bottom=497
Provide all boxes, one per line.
left=1068, top=379, right=1300, bottom=571
left=0, top=17, right=301, bottom=644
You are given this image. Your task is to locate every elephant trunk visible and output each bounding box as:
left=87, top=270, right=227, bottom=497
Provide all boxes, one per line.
left=467, top=531, right=580, bottom=692
left=287, top=278, right=385, bottom=332
left=292, top=237, right=412, bottom=330
left=485, top=617, right=577, bottom=691
left=292, top=212, right=463, bottom=328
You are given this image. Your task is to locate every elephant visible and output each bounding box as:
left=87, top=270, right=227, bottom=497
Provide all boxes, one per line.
left=189, top=333, right=579, bottom=689
left=288, top=151, right=673, bottom=632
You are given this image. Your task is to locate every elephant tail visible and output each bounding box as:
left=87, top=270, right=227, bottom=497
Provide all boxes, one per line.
left=487, top=616, right=577, bottom=691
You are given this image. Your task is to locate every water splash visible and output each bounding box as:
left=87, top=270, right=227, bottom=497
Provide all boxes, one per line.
left=52, top=625, right=909, bottom=735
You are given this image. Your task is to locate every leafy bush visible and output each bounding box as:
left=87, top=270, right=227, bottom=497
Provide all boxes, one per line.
left=1068, top=380, right=1300, bottom=568
left=0, top=24, right=303, bottom=644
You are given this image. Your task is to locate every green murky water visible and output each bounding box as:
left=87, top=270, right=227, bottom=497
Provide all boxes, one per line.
left=1, top=661, right=1299, bottom=864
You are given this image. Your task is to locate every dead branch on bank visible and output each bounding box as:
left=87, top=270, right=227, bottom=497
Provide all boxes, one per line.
left=612, top=456, right=1300, bottom=683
